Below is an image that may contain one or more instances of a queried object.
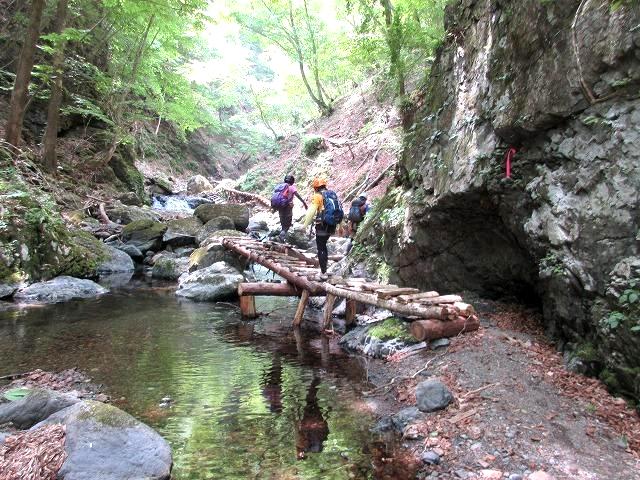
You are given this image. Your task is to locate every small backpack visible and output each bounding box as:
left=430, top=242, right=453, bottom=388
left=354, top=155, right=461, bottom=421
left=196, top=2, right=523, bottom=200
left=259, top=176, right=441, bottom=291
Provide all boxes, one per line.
left=271, top=183, right=291, bottom=209
left=348, top=198, right=366, bottom=223
left=320, top=190, right=344, bottom=226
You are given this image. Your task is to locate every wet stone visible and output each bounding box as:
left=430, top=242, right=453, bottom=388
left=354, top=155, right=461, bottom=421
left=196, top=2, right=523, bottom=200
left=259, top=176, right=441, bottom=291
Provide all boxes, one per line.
left=416, top=379, right=454, bottom=412
left=392, top=406, right=422, bottom=431
left=508, top=475, right=523, bottom=480
left=430, top=338, right=450, bottom=349
left=421, top=450, right=441, bottom=465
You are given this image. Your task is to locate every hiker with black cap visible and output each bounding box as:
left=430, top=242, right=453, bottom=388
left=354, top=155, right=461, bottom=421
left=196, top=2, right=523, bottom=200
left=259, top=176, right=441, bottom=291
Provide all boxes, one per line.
left=271, top=174, right=308, bottom=241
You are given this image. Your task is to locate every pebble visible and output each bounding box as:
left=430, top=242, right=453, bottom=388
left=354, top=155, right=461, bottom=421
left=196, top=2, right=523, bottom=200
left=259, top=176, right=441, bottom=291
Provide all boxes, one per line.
left=479, top=470, right=502, bottom=479
left=421, top=450, right=441, bottom=465
left=508, top=475, right=523, bottom=480
left=528, top=472, right=555, bottom=480
left=430, top=338, right=451, bottom=349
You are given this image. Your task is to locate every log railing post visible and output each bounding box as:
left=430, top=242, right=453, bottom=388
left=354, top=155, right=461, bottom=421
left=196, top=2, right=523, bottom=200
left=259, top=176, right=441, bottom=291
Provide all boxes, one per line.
left=293, top=290, right=310, bottom=326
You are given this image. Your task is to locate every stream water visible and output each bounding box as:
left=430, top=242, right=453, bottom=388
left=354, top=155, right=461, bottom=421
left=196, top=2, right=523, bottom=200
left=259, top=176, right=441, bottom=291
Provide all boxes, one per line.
left=0, top=279, right=400, bottom=479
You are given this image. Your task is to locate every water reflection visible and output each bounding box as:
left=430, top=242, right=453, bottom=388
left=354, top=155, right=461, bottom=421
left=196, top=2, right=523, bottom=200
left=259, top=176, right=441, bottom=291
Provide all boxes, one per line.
left=0, top=284, right=391, bottom=479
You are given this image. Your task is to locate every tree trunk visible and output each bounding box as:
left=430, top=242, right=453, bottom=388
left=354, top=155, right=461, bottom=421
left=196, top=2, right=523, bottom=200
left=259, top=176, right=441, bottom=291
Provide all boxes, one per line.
left=5, top=0, right=46, bottom=148
left=42, top=0, right=69, bottom=173
left=410, top=316, right=480, bottom=342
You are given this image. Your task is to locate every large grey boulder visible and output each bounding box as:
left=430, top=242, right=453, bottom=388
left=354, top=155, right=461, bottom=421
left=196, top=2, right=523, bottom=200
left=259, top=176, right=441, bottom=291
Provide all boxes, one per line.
left=14, top=277, right=108, bottom=304
left=152, top=256, right=190, bottom=280
left=0, top=388, right=79, bottom=429
left=196, top=216, right=235, bottom=244
left=121, top=219, right=168, bottom=253
left=176, top=262, right=244, bottom=301
left=415, top=379, right=453, bottom=413
left=163, top=217, right=202, bottom=248
left=113, top=243, right=144, bottom=263
left=0, top=282, right=18, bottom=299
left=104, top=201, right=159, bottom=224
left=188, top=240, right=247, bottom=274
left=97, top=244, right=135, bottom=274
left=34, top=400, right=172, bottom=480
left=186, top=174, right=213, bottom=194
left=194, top=203, right=250, bottom=231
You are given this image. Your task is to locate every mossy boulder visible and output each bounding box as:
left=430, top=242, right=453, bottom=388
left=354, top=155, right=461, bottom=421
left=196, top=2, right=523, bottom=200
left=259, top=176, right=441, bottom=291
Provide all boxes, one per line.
left=193, top=204, right=250, bottom=231
left=108, top=148, right=147, bottom=205
left=189, top=240, right=247, bottom=273
left=0, top=164, right=106, bottom=283
left=163, top=217, right=202, bottom=248
left=34, top=400, right=172, bottom=480
left=196, top=216, right=235, bottom=245
left=186, top=175, right=213, bottom=194
left=105, top=201, right=160, bottom=225
left=152, top=255, right=190, bottom=280
left=122, top=220, right=167, bottom=253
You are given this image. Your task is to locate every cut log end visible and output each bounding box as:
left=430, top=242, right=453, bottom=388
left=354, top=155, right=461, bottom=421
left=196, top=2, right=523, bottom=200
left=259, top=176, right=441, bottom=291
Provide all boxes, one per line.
left=410, top=316, right=480, bottom=342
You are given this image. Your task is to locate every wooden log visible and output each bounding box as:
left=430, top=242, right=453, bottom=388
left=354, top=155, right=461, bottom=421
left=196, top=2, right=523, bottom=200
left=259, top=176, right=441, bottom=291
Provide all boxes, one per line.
left=345, top=299, right=357, bottom=326
left=263, top=241, right=319, bottom=266
left=323, top=284, right=455, bottom=320
left=323, top=293, right=337, bottom=330
left=416, top=294, right=463, bottom=305
left=397, top=291, right=440, bottom=303
left=453, top=302, right=475, bottom=316
left=293, top=290, right=310, bottom=326
left=222, top=239, right=324, bottom=295
left=375, top=287, right=421, bottom=298
left=410, top=315, right=480, bottom=342
left=238, top=282, right=302, bottom=297
left=239, top=295, right=257, bottom=319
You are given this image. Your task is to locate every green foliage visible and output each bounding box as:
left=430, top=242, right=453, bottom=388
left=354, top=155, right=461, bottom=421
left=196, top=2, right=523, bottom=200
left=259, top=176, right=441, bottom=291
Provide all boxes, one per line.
left=599, top=278, right=640, bottom=333
left=347, top=0, right=447, bottom=96
left=302, top=135, right=324, bottom=156
left=369, top=317, right=416, bottom=343
left=540, top=251, right=565, bottom=277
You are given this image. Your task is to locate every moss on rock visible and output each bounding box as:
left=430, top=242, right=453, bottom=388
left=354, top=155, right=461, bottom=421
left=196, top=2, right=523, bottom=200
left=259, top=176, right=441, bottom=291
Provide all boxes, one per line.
left=0, top=162, right=105, bottom=282
left=108, top=147, right=147, bottom=205
left=369, top=317, right=416, bottom=343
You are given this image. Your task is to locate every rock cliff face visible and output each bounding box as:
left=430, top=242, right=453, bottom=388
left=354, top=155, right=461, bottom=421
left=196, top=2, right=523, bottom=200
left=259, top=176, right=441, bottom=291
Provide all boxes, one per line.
left=368, top=0, right=640, bottom=399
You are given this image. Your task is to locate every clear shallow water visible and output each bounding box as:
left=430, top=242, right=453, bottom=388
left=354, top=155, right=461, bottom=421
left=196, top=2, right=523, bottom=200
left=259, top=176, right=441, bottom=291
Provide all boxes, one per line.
left=0, top=280, right=395, bottom=479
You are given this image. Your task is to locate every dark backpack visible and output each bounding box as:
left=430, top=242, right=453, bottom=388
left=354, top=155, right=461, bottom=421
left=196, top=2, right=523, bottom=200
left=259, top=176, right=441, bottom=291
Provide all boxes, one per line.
left=271, top=183, right=291, bottom=209
left=348, top=198, right=366, bottom=223
left=320, top=190, right=344, bottom=226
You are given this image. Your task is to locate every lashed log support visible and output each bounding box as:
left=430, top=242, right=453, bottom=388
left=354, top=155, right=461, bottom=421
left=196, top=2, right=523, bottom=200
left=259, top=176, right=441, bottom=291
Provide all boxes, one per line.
left=323, top=293, right=337, bottom=330
left=410, top=316, right=480, bottom=342
left=223, top=239, right=323, bottom=295
left=239, top=282, right=302, bottom=297
left=239, top=295, right=257, bottom=319
left=293, top=290, right=310, bottom=326
left=345, top=299, right=357, bottom=326
left=323, top=283, right=457, bottom=320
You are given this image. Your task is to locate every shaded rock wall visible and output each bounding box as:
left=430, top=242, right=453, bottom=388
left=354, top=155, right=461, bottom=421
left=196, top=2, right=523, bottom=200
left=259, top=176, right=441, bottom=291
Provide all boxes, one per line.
left=369, top=0, right=640, bottom=399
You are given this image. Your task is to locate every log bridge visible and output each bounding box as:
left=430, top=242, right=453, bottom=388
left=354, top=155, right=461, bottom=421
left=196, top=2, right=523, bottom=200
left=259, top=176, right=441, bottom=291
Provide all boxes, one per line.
left=222, top=236, right=479, bottom=341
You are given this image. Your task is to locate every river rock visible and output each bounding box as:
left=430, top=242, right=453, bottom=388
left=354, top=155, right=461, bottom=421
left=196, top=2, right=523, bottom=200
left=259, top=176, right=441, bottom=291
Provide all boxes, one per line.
left=187, top=174, right=213, bottom=194
left=97, top=244, right=135, bottom=274
left=34, top=400, right=172, bottom=480
left=152, top=256, right=190, bottom=280
left=0, top=388, right=79, bottom=429
left=282, top=225, right=311, bottom=249
left=247, top=218, right=268, bottom=232
left=194, top=203, right=250, bottom=231
left=416, top=379, right=453, bottom=413
left=186, top=196, right=214, bottom=209
left=0, top=283, right=18, bottom=299
left=176, top=262, right=244, bottom=301
left=14, top=277, right=108, bottom=304
left=114, top=243, right=144, bottom=263
left=392, top=406, right=422, bottom=431
left=339, top=320, right=417, bottom=358
left=122, top=219, right=167, bottom=253
left=189, top=240, right=247, bottom=273
left=118, top=191, right=144, bottom=206
left=104, top=201, right=159, bottom=224
left=196, top=216, right=236, bottom=244
left=147, top=175, right=174, bottom=195
left=163, top=217, right=202, bottom=248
